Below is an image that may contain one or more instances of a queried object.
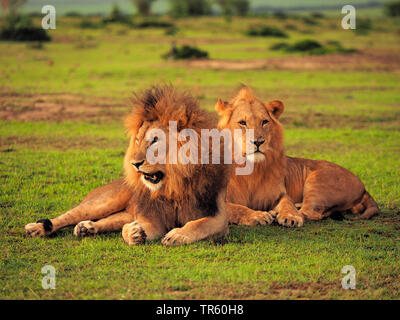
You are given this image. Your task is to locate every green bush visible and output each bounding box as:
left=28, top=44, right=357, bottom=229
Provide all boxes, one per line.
left=163, top=44, right=209, bottom=60
left=286, top=39, right=322, bottom=52
left=270, top=39, right=357, bottom=55
left=0, top=15, right=50, bottom=42
left=135, top=20, right=174, bottom=28
left=246, top=25, right=288, bottom=38
left=385, top=1, right=400, bottom=16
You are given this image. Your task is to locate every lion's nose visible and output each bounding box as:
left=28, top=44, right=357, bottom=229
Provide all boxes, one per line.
left=131, top=160, right=144, bottom=169
left=251, top=140, right=265, bottom=148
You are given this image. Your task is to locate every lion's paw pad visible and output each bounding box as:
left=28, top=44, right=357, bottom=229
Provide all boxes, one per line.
left=25, top=222, right=46, bottom=237
left=74, top=221, right=97, bottom=237
left=162, top=228, right=192, bottom=246
left=122, top=221, right=146, bottom=245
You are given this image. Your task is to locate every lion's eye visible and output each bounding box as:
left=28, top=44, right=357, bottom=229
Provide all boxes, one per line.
left=151, top=136, right=158, bottom=145
left=238, top=120, right=247, bottom=126
left=262, top=119, right=269, bottom=126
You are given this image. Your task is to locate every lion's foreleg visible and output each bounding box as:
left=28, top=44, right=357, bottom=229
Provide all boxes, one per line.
left=161, top=210, right=229, bottom=246
left=122, top=217, right=166, bottom=245
left=275, top=195, right=305, bottom=227
left=74, top=210, right=134, bottom=237
left=226, top=202, right=275, bottom=226
left=25, top=179, right=132, bottom=237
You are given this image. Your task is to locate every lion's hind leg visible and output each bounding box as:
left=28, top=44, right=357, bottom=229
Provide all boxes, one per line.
left=350, top=191, right=379, bottom=220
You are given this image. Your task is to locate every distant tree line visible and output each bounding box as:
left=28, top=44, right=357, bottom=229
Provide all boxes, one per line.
left=131, top=0, right=250, bottom=17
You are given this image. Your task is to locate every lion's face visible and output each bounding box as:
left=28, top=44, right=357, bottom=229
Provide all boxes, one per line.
left=124, top=86, right=214, bottom=197
left=216, top=87, right=284, bottom=164
left=125, top=120, right=167, bottom=192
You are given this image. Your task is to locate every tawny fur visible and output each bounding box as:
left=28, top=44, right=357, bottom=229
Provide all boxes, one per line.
left=217, top=86, right=379, bottom=227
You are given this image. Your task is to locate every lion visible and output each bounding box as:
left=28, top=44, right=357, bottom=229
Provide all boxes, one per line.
left=25, top=85, right=230, bottom=246
left=217, top=86, right=379, bottom=227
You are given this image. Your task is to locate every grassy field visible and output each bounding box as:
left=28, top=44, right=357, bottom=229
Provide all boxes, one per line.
left=1, top=12, right=400, bottom=299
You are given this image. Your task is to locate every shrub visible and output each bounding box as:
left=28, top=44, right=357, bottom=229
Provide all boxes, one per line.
left=163, top=44, right=209, bottom=60
left=246, top=25, right=288, bottom=38
left=169, top=0, right=212, bottom=17
left=0, top=15, right=50, bottom=42
left=286, top=39, right=323, bottom=52
left=135, top=20, right=174, bottom=28
left=271, top=39, right=357, bottom=55
left=385, top=1, right=400, bottom=16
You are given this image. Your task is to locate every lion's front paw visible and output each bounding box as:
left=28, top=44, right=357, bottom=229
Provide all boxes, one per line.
left=122, top=221, right=146, bottom=245
left=162, top=228, right=192, bottom=246
left=277, top=211, right=304, bottom=227
left=25, top=222, right=47, bottom=237
left=73, top=221, right=97, bottom=237
left=239, top=210, right=276, bottom=226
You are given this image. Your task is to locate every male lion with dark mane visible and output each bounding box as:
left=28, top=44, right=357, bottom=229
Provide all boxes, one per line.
left=25, top=85, right=230, bottom=246
left=218, top=86, right=379, bottom=227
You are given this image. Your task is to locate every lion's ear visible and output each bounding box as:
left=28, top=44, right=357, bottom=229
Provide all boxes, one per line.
left=215, top=99, right=229, bottom=115
left=268, top=100, right=284, bottom=119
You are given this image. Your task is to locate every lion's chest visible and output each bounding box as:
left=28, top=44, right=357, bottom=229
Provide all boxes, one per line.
left=226, top=169, right=286, bottom=211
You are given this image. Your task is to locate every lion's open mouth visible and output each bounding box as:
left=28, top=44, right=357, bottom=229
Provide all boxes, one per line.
left=139, top=171, right=164, bottom=184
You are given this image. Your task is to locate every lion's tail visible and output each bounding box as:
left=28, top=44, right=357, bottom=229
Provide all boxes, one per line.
left=358, top=191, right=379, bottom=220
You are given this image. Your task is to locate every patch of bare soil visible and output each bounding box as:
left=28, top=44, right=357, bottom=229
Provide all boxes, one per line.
left=185, top=50, right=400, bottom=71
left=0, top=92, right=129, bottom=121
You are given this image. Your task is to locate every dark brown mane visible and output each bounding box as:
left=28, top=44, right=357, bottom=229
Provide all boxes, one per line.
left=126, top=85, right=211, bottom=134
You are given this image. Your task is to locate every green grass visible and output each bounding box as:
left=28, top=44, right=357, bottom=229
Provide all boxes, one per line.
left=1, top=15, right=399, bottom=299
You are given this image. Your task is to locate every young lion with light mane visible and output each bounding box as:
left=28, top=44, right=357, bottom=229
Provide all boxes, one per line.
left=218, top=86, right=379, bottom=227
left=25, top=86, right=230, bottom=246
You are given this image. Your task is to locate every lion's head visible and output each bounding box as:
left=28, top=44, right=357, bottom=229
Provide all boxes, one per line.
left=124, top=85, right=227, bottom=200
left=215, top=86, right=285, bottom=165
